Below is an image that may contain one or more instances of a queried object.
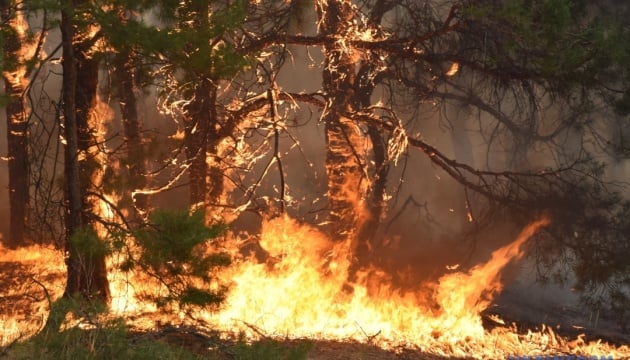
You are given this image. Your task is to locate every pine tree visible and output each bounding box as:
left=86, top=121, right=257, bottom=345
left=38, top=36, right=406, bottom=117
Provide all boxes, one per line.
left=1, top=0, right=31, bottom=247
left=60, top=0, right=109, bottom=302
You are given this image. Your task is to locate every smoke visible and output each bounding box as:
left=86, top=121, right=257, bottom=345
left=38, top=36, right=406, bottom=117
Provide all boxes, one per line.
left=255, top=40, right=518, bottom=290
left=2, top=4, right=627, bottom=342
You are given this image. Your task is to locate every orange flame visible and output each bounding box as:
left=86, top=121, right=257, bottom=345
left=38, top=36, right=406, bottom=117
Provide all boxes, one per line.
left=2, top=8, right=43, bottom=90
left=105, top=215, right=630, bottom=357
left=201, top=215, right=551, bottom=352
left=3, top=215, right=629, bottom=358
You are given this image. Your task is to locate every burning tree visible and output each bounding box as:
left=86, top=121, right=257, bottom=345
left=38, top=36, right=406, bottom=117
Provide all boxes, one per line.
left=225, top=0, right=630, bottom=306
left=95, top=0, right=630, bottom=313
left=2, top=0, right=630, bottom=357
left=146, top=0, right=251, bottom=223
left=59, top=0, right=110, bottom=302
left=1, top=0, right=38, bottom=248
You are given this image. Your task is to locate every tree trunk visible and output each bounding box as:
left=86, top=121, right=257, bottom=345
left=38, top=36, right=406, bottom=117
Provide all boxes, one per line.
left=184, top=78, right=212, bottom=211
left=182, top=2, right=225, bottom=222
left=352, top=59, right=390, bottom=263
left=318, top=0, right=366, bottom=243
left=204, top=86, right=224, bottom=224
left=1, top=0, right=30, bottom=248
left=353, top=1, right=397, bottom=256
left=114, top=44, right=147, bottom=219
left=5, top=74, right=29, bottom=248
left=61, top=4, right=110, bottom=303
left=184, top=78, right=224, bottom=224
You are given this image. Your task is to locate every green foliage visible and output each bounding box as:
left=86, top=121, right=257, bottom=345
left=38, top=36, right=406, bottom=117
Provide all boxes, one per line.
left=1, top=1, right=38, bottom=77
left=0, top=26, right=19, bottom=73
left=93, top=0, right=251, bottom=81
left=135, top=210, right=225, bottom=267
left=126, top=210, right=231, bottom=310
left=463, top=0, right=630, bottom=97
left=70, top=227, right=112, bottom=261
left=177, top=286, right=225, bottom=307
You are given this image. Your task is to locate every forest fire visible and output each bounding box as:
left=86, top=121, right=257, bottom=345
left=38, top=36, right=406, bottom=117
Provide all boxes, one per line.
left=2, top=215, right=629, bottom=358
left=202, top=215, right=627, bottom=358
left=3, top=0, right=630, bottom=359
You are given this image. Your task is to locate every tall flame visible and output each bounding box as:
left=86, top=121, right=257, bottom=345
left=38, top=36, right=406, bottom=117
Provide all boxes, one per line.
left=204, top=215, right=549, bottom=351
left=3, top=215, right=629, bottom=358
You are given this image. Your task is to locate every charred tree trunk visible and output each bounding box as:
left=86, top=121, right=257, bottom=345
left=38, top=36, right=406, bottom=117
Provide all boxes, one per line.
left=61, top=4, right=110, bottom=303
left=182, top=2, right=225, bottom=222
left=114, top=44, right=147, bottom=219
left=1, top=1, right=30, bottom=248
left=182, top=0, right=208, bottom=212
left=61, top=5, right=85, bottom=297
left=184, top=79, right=223, bottom=224
left=354, top=1, right=396, bottom=259
left=352, top=59, right=390, bottom=263
left=184, top=78, right=212, bottom=212
left=318, top=0, right=366, bottom=243
left=204, top=86, right=224, bottom=224
left=4, top=70, right=29, bottom=248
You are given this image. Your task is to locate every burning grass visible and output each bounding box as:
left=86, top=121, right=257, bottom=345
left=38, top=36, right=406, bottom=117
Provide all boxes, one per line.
left=1, top=216, right=629, bottom=359
left=0, top=245, right=65, bottom=346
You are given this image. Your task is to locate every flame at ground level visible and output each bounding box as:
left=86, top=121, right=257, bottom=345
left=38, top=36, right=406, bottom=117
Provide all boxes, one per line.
left=196, top=215, right=625, bottom=358
left=2, top=216, right=629, bottom=358
left=63, top=215, right=630, bottom=358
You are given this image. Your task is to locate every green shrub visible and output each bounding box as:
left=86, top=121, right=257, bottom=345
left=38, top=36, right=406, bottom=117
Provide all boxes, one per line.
left=123, top=210, right=231, bottom=311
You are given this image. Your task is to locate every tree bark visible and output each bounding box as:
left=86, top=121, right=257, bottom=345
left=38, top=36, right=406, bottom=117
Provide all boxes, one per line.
left=181, top=2, right=224, bottom=223
left=184, top=78, right=211, bottom=209
left=347, top=4, right=395, bottom=269
left=204, top=86, right=223, bottom=224
left=61, top=3, right=110, bottom=303
left=184, top=78, right=224, bottom=224
left=1, top=0, right=30, bottom=248
left=352, top=1, right=396, bottom=257
left=351, top=59, right=390, bottom=264
left=318, top=0, right=366, bottom=243
left=114, top=43, right=147, bottom=219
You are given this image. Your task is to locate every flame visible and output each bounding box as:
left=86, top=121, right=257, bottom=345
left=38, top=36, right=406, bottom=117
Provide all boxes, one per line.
left=92, top=93, right=117, bottom=237
left=204, top=215, right=542, bottom=349
left=3, top=215, right=629, bottom=358
left=101, top=214, right=630, bottom=357
left=439, top=217, right=550, bottom=314
left=2, top=10, right=35, bottom=89
left=192, top=214, right=628, bottom=358
left=446, top=62, right=460, bottom=77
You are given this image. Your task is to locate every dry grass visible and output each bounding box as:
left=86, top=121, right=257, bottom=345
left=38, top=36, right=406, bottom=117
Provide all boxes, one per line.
left=0, top=245, right=65, bottom=347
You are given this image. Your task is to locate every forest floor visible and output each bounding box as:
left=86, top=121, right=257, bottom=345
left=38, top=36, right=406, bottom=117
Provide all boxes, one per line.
left=0, top=245, right=628, bottom=359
